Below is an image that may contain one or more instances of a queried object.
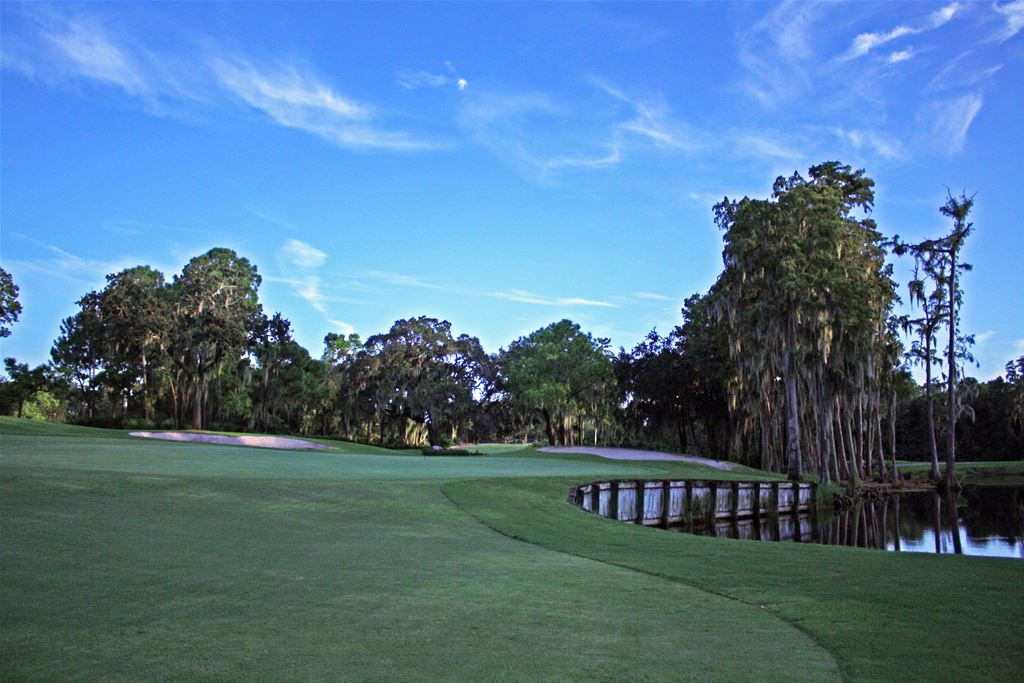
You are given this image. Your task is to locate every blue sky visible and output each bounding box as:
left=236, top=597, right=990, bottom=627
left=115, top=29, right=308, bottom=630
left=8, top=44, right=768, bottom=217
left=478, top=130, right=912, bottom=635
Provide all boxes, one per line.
left=2, top=1, right=1022, bottom=380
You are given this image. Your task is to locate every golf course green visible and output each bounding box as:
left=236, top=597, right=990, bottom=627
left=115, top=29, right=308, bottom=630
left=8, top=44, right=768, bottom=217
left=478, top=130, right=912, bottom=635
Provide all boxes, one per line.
left=2, top=417, right=1021, bottom=681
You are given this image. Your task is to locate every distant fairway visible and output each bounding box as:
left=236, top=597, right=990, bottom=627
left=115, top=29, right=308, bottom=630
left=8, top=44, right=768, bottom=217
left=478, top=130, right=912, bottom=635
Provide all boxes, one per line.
left=2, top=418, right=1021, bottom=681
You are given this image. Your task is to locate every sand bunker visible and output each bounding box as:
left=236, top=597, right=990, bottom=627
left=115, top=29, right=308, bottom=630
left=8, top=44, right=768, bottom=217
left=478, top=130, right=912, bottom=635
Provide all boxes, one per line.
left=129, top=431, right=328, bottom=450
left=538, top=446, right=734, bottom=470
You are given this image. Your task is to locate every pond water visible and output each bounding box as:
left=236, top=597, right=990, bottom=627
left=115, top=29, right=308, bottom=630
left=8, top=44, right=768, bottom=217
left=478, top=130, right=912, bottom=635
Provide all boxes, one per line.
left=671, top=484, right=1024, bottom=559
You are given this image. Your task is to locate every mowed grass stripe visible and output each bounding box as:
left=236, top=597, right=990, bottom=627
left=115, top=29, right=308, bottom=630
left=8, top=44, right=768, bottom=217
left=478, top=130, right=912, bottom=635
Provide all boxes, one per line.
left=1, top=450, right=838, bottom=681
left=0, top=433, right=655, bottom=482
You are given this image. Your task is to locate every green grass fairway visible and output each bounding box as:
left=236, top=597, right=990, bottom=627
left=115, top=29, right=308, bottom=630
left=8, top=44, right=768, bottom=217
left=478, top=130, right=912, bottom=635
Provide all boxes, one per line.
left=2, top=419, right=1021, bottom=681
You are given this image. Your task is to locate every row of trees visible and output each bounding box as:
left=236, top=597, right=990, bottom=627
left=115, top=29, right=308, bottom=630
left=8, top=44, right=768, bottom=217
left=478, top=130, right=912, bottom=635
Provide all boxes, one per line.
left=2, top=162, right=1020, bottom=479
left=1, top=255, right=619, bottom=448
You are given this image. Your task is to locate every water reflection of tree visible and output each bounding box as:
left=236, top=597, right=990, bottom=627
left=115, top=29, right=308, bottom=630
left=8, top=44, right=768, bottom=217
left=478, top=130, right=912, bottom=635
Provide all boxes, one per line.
left=958, top=486, right=1024, bottom=543
left=677, top=485, right=1023, bottom=555
left=944, top=490, right=963, bottom=554
left=818, top=486, right=1023, bottom=553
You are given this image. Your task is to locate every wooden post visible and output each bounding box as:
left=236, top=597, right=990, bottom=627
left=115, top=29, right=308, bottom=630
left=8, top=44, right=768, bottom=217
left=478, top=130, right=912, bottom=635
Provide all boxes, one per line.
left=770, top=481, right=780, bottom=515
left=709, top=482, right=718, bottom=523
left=684, top=480, right=693, bottom=524
left=808, top=484, right=818, bottom=529
left=590, top=482, right=600, bottom=515
left=807, top=484, right=819, bottom=542
left=661, top=480, right=671, bottom=526
left=609, top=481, right=619, bottom=521
left=630, top=481, right=638, bottom=524
left=752, top=481, right=761, bottom=520
left=730, top=481, right=740, bottom=518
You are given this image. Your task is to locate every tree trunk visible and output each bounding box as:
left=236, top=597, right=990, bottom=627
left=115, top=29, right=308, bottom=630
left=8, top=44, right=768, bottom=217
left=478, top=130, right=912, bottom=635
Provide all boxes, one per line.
left=784, top=321, right=802, bottom=481
left=865, top=404, right=875, bottom=478
left=426, top=412, right=441, bottom=448
left=832, top=404, right=849, bottom=481
left=856, top=394, right=865, bottom=478
left=925, top=335, right=940, bottom=481
left=542, top=408, right=556, bottom=446
left=944, top=489, right=963, bottom=554
left=893, top=496, right=902, bottom=552
left=828, top=406, right=844, bottom=482
left=192, top=375, right=206, bottom=430
left=141, top=349, right=153, bottom=422
left=844, top=406, right=862, bottom=486
left=875, top=408, right=888, bottom=483
left=944, top=251, right=959, bottom=491
left=889, top=391, right=898, bottom=483
left=170, top=379, right=180, bottom=429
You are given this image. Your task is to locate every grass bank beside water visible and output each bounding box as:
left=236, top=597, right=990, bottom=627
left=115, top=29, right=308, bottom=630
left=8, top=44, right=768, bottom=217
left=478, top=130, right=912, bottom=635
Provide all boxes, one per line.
left=2, top=418, right=1021, bottom=681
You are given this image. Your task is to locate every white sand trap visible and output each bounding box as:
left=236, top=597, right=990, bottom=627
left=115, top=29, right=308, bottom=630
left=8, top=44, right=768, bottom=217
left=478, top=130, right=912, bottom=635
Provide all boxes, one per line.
left=129, top=431, right=328, bottom=450
left=538, top=446, right=734, bottom=470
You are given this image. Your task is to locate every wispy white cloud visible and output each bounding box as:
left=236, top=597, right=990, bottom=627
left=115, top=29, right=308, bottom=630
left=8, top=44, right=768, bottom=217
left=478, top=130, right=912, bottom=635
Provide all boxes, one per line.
left=396, top=70, right=448, bottom=89
left=212, top=57, right=438, bottom=151
left=841, top=2, right=962, bottom=60
left=42, top=13, right=149, bottom=94
left=364, top=270, right=444, bottom=289
left=846, top=25, right=915, bottom=61
left=930, top=2, right=963, bottom=26
left=215, top=61, right=366, bottom=119
left=279, top=239, right=327, bottom=269
left=542, top=147, right=623, bottom=171
left=559, top=297, right=617, bottom=308
left=275, top=240, right=329, bottom=311
left=494, top=290, right=552, bottom=305
left=457, top=90, right=582, bottom=176
left=3, top=5, right=437, bottom=153
left=458, top=80, right=701, bottom=179
left=832, top=128, right=904, bottom=160
left=736, top=2, right=820, bottom=106
left=245, top=205, right=297, bottom=231
left=930, top=55, right=1003, bottom=92
left=396, top=62, right=468, bottom=91
left=329, top=319, right=356, bottom=336
left=992, top=1, right=1024, bottom=42
left=633, top=291, right=673, bottom=301
left=888, top=49, right=915, bottom=64
left=295, top=277, right=328, bottom=312
left=4, top=233, right=175, bottom=288
left=735, top=134, right=804, bottom=163
left=1, top=6, right=180, bottom=110
left=492, top=289, right=617, bottom=308
left=975, top=330, right=997, bottom=344
left=928, top=93, right=983, bottom=154
left=100, top=219, right=220, bottom=237
left=591, top=78, right=702, bottom=153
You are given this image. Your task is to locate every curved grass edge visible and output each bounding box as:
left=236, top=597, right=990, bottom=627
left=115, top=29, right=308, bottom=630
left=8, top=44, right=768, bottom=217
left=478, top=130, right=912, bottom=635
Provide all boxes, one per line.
left=441, top=479, right=843, bottom=681
left=442, top=476, right=1024, bottom=682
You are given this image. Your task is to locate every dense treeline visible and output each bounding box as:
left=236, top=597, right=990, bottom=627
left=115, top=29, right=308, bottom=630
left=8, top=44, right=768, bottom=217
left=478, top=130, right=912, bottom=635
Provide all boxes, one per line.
left=896, top=365, right=1024, bottom=462
left=1, top=163, right=1021, bottom=476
